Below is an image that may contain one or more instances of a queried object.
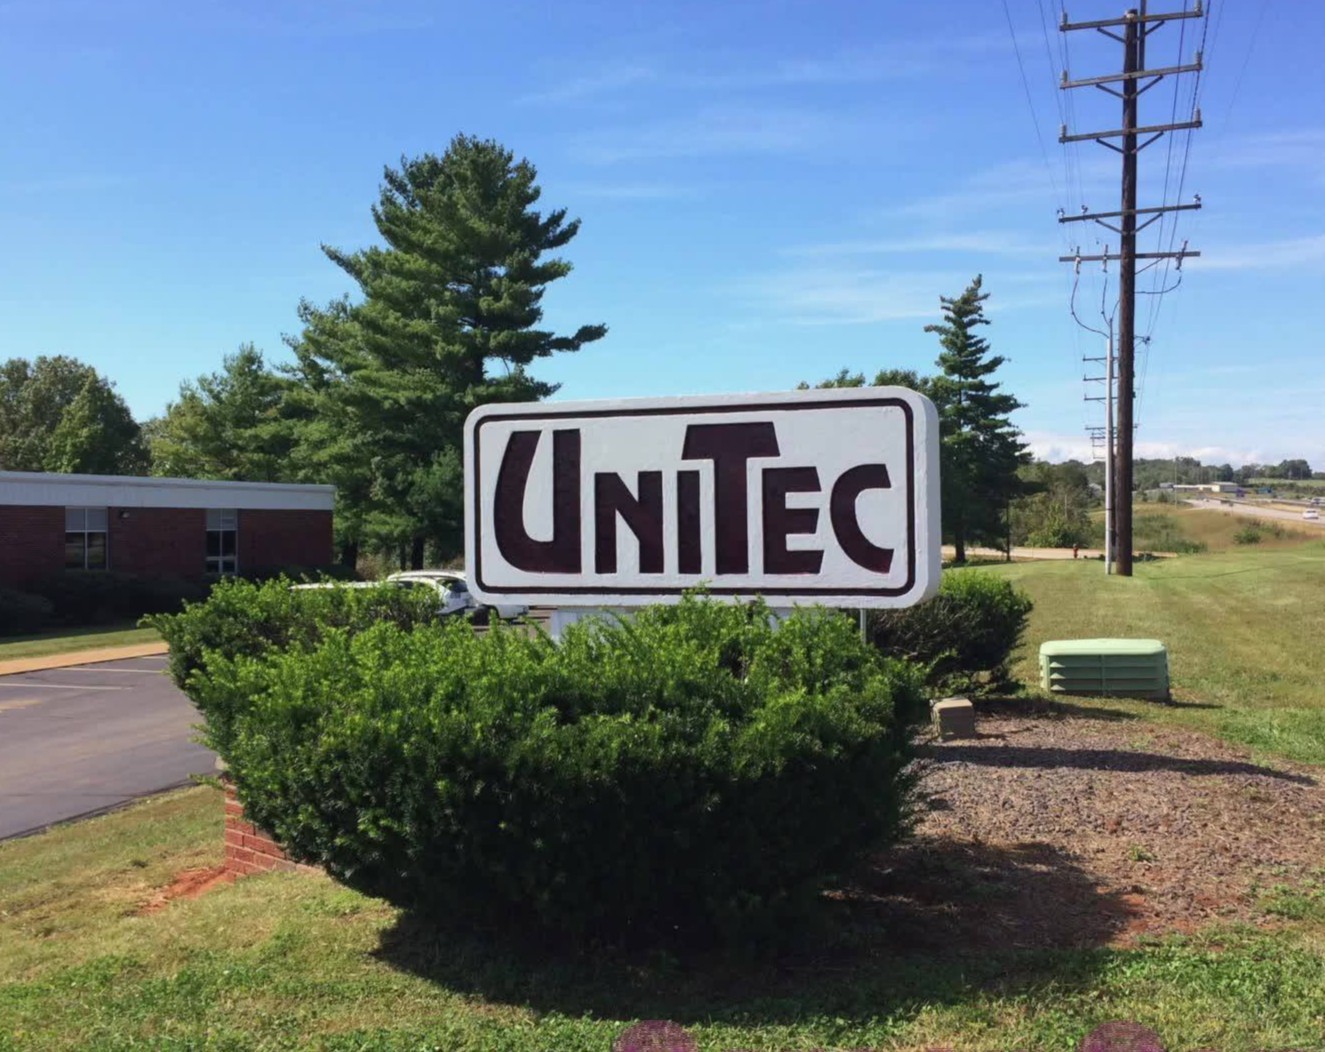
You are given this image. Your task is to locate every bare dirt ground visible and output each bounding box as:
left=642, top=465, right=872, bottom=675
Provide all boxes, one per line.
left=850, top=699, right=1325, bottom=952
left=138, top=865, right=234, bottom=914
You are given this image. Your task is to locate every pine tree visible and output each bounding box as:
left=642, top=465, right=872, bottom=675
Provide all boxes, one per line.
left=145, top=345, right=293, bottom=481
left=925, top=276, right=1028, bottom=563
left=292, top=135, right=606, bottom=566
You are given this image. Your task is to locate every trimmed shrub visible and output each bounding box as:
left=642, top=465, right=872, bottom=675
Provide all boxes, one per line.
left=185, top=596, right=926, bottom=947
left=0, top=588, right=55, bottom=637
left=866, top=570, right=1032, bottom=692
left=147, top=576, right=448, bottom=753
left=34, top=571, right=209, bottom=626
left=239, top=563, right=359, bottom=584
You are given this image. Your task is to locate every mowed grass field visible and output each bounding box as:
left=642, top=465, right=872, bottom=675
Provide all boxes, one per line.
left=0, top=624, right=160, bottom=663
left=4, top=541, right=1325, bottom=1050
left=1093, top=504, right=1318, bottom=553
left=984, top=538, right=1325, bottom=765
left=2, top=788, right=1324, bottom=1052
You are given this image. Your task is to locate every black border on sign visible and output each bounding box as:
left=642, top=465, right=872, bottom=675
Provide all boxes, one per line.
left=471, top=397, right=918, bottom=597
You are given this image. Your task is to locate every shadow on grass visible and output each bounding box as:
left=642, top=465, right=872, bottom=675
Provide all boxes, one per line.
left=372, top=837, right=1134, bottom=1027
left=923, top=741, right=1316, bottom=785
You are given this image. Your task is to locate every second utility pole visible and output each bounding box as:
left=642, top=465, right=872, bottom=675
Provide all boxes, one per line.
left=1116, top=9, right=1139, bottom=577
left=1057, top=2, right=1204, bottom=576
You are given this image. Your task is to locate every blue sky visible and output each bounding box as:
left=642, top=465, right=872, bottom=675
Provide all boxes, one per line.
left=2, top=0, right=1321, bottom=469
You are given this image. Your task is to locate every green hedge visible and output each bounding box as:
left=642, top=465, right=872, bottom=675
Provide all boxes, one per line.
left=866, top=570, right=1032, bottom=692
left=147, top=577, right=445, bottom=753
left=183, top=596, right=926, bottom=947
left=33, top=572, right=209, bottom=627
left=0, top=588, right=55, bottom=638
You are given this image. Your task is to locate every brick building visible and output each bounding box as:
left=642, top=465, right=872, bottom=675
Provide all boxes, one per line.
left=0, top=471, right=335, bottom=591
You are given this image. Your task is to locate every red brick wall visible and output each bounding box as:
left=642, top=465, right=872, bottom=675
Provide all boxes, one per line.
left=0, top=505, right=334, bottom=590
left=223, top=778, right=317, bottom=877
left=108, top=507, right=207, bottom=579
left=238, top=509, right=333, bottom=572
left=0, top=506, right=65, bottom=589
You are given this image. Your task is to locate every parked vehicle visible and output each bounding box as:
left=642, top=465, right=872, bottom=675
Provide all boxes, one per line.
left=292, top=578, right=472, bottom=618
left=386, top=570, right=529, bottom=621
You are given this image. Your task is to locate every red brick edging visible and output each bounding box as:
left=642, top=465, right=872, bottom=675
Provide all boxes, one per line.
left=222, top=777, right=318, bottom=878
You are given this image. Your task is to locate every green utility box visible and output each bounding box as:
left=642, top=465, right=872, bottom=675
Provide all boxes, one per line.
left=1039, top=638, right=1170, bottom=701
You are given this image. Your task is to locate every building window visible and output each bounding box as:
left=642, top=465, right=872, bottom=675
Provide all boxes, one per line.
left=206, top=509, right=238, bottom=575
left=65, top=507, right=109, bottom=570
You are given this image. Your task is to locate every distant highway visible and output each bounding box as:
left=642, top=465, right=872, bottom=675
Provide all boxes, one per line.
left=1185, top=498, right=1325, bottom=528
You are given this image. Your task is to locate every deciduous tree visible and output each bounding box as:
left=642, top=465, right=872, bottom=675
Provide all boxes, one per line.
left=0, top=355, right=147, bottom=474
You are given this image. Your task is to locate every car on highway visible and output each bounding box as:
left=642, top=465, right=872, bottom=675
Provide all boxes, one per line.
left=386, top=570, right=529, bottom=621
left=292, top=578, right=473, bottom=618
left=1304, top=509, right=1321, bottom=522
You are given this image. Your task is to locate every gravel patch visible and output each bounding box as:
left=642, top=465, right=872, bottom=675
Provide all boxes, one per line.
left=849, top=700, right=1325, bottom=951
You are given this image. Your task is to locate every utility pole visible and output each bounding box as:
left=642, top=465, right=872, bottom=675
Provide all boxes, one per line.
left=1057, top=2, right=1204, bottom=576
left=1105, top=322, right=1115, bottom=575
left=1083, top=339, right=1114, bottom=573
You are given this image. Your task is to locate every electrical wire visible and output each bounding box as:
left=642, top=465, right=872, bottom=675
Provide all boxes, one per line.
left=1001, top=0, right=1065, bottom=209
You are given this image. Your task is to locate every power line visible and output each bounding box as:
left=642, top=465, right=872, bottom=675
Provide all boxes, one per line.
left=1001, top=0, right=1065, bottom=208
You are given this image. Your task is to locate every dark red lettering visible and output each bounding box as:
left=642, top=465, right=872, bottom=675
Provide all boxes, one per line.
left=761, top=467, right=823, bottom=575
left=594, top=472, right=663, bottom=574
left=830, top=463, right=893, bottom=573
left=677, top=470, right=702, bottom=574
left=493, top=429, right=582, bottom=573
left=681, top=422, right=780, bottom=574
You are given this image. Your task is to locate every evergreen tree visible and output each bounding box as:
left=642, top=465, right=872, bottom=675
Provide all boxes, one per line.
left=146, top=344, right=293, bottom=481
left=292, top=135, right=606, bottom=566
left=925, top=276, right=1028, bottom=562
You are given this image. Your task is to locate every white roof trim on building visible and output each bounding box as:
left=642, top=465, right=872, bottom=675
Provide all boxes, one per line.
left=0, top=471, right=335, bottom=511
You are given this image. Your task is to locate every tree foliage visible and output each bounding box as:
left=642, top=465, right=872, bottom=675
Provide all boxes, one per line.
left=289, top=135, right=606, bottom=566
left=799, top=277, right=1027, bottom=562
left=0, top=355, right=147, bottom=474
left=1010, top=460, right=1094, bottom=548
left=926, top=276, right=1028, bottom=561
left=145, top=344, right=294, bottom=481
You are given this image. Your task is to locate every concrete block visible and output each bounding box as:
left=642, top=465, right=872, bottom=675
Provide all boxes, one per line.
left=932, top=697, right=977, bottom=739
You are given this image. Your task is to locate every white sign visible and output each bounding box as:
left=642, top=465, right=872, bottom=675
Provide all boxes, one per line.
left=464, top=388, right=940, bottom=608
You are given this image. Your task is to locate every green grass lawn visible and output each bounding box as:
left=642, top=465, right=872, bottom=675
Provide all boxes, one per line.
left=982, top=539, right=1325, bottom=765
left=2, top=788, right=1323, bottom=1051
left=6, top=552, right=1325, bottom=1049
left=0, top=624, right=161, bottom=663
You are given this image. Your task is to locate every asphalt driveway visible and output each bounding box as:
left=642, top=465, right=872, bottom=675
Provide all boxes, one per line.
left=0, top=654, right=215, bottom=840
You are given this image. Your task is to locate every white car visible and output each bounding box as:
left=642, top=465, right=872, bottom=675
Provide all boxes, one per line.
left=386, top=570, right=529, bottom=621
left=292, top=578, right=472, bottom=618
left=1304, top=509, right=1320, bottom=522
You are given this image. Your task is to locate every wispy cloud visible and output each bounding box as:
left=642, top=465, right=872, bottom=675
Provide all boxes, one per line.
left=1023, top=429, right=1269, bottom=467
left=883, top=157, right=1116, bottom=223
left=518, top=63, right=657, bottom=106
left=737, top=264, right=1058, bottom=326
left=562, top=181, right=697, bottom=201
left=0, top=174, right=129, bottom=193
left=571, top=105, right=854, bottom=164
left=786, top=232, right=1054, bottom=259
left=1190, top=233, right=1325, bottom=271
left=520, top=35, right=1004, bottom=106
left=715, top=35, right=1005, bottom=88
left=737, top=267, right=958, bottom=325
left=1215, top=129, right=1325, bottom=170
